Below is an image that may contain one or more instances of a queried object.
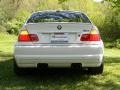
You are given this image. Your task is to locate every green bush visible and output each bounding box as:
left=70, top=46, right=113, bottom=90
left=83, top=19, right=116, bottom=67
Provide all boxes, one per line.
left=113, top=39, right=120, bottom=49
left=0, top=26, right=7, bottom=33
left=104, top=39, right=120, bottom=49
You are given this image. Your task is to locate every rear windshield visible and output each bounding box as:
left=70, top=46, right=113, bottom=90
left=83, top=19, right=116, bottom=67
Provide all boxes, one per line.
left=27, top=11, right=91, bottom=23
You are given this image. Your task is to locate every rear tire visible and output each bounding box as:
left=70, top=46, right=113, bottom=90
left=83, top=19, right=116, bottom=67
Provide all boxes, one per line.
left=13, top=59, right=26, bottom=75
left=88, top=63, right=104, bottom=75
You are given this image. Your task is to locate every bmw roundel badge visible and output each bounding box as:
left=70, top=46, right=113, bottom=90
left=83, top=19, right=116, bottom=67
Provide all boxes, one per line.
left=57, top=25, right=62, bottom=30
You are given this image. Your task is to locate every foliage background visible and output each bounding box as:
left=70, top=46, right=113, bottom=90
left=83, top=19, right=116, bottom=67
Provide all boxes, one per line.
left=0, top=0, right=120, bottom=47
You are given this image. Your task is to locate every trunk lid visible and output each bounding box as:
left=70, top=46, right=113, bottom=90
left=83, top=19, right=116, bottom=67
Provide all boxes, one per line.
left=25, top=22, right=93, bottom=44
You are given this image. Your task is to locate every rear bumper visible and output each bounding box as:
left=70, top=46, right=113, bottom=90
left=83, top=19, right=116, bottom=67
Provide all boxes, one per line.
left=14, top=44, right=104, bottom=68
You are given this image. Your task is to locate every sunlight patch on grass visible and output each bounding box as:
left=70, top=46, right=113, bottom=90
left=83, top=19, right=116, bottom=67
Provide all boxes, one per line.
left=0, top=33, right=17, bottom=42
left=0, top=42, right=15, bottom=53
left=0, top=33, right=17, bottom=54
left=104, top=48, right=120, bottom=57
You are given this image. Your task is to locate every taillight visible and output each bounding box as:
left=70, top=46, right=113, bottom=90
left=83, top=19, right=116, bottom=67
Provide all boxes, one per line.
left=18, top=29, right=39, bottom=42
left=80, top=26, right=101, bottom=41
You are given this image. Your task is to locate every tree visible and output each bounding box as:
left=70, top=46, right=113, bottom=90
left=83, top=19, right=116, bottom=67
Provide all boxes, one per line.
left=106, top=0, right=120, bottom=8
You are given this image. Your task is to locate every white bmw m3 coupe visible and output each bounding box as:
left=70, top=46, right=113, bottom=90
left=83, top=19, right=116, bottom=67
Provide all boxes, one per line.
left=14, top=10, right=104, bottom=75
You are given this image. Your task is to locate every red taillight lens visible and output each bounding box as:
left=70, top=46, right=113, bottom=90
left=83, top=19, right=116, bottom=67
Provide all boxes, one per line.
left=80, top=26, right=101, bottom=41
left=80, top=34, right=100, bottom=41
left=29, top=34, right=39, bottom=42
left=18, top=34, right=31, bottom=42
left=18, top=30, right=39, bottom=42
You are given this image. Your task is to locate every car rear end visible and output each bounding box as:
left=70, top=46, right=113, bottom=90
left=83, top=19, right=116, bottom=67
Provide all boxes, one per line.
left=14, top=11, right=104, bottom=74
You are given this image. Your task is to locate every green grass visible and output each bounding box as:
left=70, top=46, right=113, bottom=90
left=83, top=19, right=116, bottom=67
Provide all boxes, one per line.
left=0, top=33, right=120, bottom=90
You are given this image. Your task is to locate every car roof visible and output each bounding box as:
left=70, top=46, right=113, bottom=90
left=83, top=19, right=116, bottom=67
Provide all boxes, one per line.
left=32, top=10, right=84, bottom=15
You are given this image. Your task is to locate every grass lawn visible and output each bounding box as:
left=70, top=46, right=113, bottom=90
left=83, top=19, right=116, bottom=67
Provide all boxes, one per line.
left=0, top=33, right=120, bottom=90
